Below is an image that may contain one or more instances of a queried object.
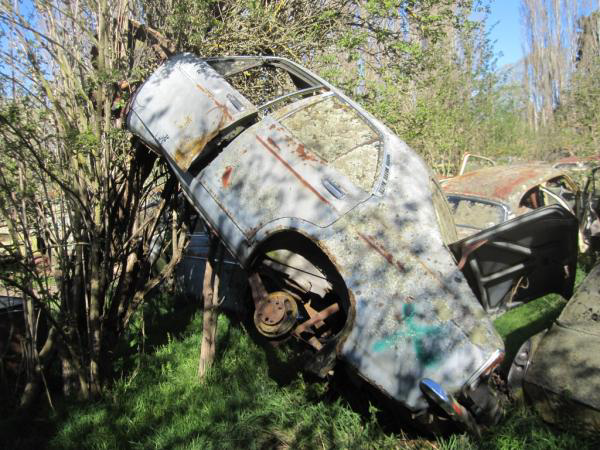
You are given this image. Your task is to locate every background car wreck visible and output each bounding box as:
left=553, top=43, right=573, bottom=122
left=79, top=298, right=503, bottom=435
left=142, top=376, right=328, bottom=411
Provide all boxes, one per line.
left=440, top=163, right=579, bottom=240
left=580, top=166, right=600, bottom=258
left=127, top=53, right=578, bottom=433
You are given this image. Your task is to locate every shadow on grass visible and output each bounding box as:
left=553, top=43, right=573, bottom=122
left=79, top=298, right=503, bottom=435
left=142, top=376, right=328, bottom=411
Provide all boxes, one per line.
left=4, top=266, right=598, bottom=449
left=4, top=304, right=598, bottom=450
left=43, top=313, right=405, bottom=449
left=477, top=404, right=600, bottom=450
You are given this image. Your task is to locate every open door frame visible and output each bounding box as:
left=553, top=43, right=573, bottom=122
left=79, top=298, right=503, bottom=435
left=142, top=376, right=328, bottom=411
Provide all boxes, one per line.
left=450, top=205, right=578, bottom=314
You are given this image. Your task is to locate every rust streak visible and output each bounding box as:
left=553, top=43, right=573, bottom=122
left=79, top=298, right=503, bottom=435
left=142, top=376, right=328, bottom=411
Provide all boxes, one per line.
left=357, top=233, right=406, bottom=272
left=267, top=137, right=281, bottom=150
left=296, top=144, right=321, bottom=163
left=174, top=132, right=215, bottom=169
left=359, top=231, right=455, bottom=295
left=222, top=166, right=233, bottom=188
left=413, top=258, right=454, bottom=296
left=256, top=135, right=331, bottom=206
left=493, top=170, right=540, bottom=199
left=195, top=83, right=233, bottom=122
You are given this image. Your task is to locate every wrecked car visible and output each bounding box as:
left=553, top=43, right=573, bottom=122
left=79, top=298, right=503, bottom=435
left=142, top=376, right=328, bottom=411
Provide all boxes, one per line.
left=126, top=53, right=578, bottom=433
left=440, top=164, right=580, bottom=240
left=508, top=263, right=600, bottom=431
left=552, top=154, right=600, bottom=188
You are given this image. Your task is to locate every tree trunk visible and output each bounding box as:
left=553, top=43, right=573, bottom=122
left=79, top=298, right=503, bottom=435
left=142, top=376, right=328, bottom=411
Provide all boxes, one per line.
left=198, top=237, right=221, bottom=379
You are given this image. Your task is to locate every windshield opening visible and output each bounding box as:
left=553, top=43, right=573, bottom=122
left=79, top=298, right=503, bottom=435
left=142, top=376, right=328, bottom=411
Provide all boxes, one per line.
left=447, top=195, right=506, bottom=230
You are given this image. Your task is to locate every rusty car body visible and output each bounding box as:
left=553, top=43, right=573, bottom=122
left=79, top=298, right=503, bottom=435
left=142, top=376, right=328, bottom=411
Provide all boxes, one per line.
left=440, top=164, right=579, bottom=240
left=457, top=153, right=496, bottom=176
left=553, top=155, right=600, bottom=184
left=126, top=53, right=578, bottom=432
left=553, top=155, right=600, bottom=171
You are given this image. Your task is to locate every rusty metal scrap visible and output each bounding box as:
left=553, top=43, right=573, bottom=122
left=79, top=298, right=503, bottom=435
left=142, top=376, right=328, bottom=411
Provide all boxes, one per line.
left=442, top=164, right=567, bottom=211
left=293, top=303, right=340, bottom=337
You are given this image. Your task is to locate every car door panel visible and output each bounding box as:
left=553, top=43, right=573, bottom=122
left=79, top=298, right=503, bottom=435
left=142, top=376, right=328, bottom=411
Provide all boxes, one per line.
left=450, top=205, right=578, bottom=313
left=198, top=116, right=371, bottom=240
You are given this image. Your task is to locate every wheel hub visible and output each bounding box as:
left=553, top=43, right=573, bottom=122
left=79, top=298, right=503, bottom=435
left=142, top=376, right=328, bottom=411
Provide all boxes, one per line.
left=254, top=291, right=298, bottom=338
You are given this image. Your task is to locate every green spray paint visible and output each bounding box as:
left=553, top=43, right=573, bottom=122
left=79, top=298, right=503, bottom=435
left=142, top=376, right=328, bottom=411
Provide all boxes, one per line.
left=373, top=303, right=446, bottom=367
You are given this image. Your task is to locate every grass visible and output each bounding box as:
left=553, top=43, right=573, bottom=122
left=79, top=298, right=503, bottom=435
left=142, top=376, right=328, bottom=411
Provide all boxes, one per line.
left=492, top=293, right=567, bottom=373
left=1, top=267, right=597, bottom=449
left=493, top=267, right=588, bottom=372
left=18, top=313, right=407, bottom=449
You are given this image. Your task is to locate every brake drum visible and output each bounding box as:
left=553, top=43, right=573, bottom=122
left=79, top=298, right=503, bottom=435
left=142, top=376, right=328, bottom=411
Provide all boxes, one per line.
left=254, top=291, right=298, bottom=338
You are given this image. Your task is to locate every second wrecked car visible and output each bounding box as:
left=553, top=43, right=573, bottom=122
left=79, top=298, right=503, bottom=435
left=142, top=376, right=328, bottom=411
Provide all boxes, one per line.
left=440, top=163, right=579, bottom=240
left=126, top=54, right=578, bottom=432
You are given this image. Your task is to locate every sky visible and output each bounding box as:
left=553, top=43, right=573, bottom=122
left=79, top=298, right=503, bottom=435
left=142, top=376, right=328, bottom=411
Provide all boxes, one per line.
left=486, top=0, right=524, bottom=68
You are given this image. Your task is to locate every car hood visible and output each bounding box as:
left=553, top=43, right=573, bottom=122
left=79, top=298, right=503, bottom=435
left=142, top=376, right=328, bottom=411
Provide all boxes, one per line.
left=441, top=164, right=565, bottom=211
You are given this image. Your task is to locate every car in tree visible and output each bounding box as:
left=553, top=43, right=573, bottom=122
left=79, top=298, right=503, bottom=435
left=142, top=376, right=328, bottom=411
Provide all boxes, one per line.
left=440, top=164, right=580, bottom=240
left=126, top=53, right=578, bottom=433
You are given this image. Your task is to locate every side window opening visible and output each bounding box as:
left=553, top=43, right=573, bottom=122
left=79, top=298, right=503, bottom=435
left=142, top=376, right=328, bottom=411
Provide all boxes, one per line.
left=520, top=187, right=543, bottom=210
left=222, top=63, right=328, bottom=118
left=279, top=95, right=382, bottom=191
left=225, top=65, right=300, bottom=107
left=544, top=177, right=577, bottom=211
left=446, top=195, right=506, bottom=232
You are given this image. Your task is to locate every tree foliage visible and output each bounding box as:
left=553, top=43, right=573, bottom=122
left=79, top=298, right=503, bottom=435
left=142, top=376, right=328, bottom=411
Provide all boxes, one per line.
left=148, top=0, right=502, bottom=174
left=0, top=0, right=188, bottom=406
left=519, top=1, right=600, bottom=158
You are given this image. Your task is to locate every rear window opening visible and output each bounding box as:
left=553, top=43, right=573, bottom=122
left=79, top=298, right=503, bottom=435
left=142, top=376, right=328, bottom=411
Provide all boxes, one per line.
left=279, top=95, right=382, bottom=191
left=447, top=195, right=506, bottom=230
left=220, top=64, right=324, bottom=113
left=225, top=65, right=300, bottom=106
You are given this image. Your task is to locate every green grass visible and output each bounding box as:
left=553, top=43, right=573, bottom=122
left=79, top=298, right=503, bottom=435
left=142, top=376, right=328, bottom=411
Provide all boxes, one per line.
left=2, top=267, right=597, bottom=449
left=43, top=314, right=406, bottom=449
left=2, top=308, right=596, bottom=449
left=492, top=293, right=567, bottom=373
left=493, top=267, right=588, bottom=373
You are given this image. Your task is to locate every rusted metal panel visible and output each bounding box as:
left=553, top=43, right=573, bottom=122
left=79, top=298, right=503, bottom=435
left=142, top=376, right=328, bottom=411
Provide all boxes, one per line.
left=553, top=154, right=600, bottom=171
left=127, top=53, right=257, bottom=170
left=441, top=164, right=567, bottom=212
left=553, top=155, right=600, bottom=188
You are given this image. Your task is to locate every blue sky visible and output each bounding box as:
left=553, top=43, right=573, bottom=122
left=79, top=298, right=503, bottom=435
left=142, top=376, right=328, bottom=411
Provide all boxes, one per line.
left=486, top=0, right=524, bottom=67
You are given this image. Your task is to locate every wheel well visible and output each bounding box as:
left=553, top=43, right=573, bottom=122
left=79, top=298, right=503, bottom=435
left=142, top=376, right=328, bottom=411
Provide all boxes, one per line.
left=249, top=230, right=351, bottom=318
